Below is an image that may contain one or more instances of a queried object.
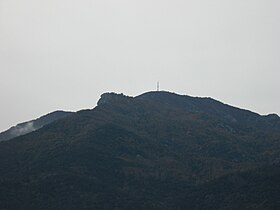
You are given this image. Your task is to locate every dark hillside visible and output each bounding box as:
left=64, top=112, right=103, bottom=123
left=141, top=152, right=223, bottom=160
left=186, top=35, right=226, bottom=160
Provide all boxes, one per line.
left=0, top=111, right=73, bottom=142
left=0, top=92, right=279, bottom=209
left=138, top=91, right=280, bottom=130
left=182, top=163, right=280, bottom=210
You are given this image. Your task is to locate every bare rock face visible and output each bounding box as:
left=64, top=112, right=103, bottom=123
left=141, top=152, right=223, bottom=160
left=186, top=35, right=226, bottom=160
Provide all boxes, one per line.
left=97, top=92, right=132, bottom=106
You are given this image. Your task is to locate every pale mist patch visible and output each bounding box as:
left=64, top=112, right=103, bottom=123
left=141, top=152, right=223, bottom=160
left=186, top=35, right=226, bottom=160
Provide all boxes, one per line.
left=10, top=122, right=36, bottom=138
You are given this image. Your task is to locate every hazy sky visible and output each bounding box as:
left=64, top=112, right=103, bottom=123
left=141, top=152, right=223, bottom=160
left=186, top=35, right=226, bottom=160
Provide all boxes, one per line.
left=0, top=0, right=279, bottom=132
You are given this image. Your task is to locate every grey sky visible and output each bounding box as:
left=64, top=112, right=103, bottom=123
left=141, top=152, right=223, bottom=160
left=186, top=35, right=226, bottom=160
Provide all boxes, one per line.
left=0, top=0, right=279, bottom=132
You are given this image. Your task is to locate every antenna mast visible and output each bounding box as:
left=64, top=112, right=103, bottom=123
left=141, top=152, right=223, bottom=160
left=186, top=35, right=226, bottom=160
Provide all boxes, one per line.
left=157, top=81, right=159, bottom=91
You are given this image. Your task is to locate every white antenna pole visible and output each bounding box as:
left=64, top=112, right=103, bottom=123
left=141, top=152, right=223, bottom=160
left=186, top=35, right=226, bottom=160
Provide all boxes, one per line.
left=157, top=81, right=159, bottom=91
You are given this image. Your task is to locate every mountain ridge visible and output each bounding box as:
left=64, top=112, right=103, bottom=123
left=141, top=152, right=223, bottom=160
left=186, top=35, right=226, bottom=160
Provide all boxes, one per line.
left=0, top=110, right=73, bottom=142
left=0, top=91, right=279, bottom=209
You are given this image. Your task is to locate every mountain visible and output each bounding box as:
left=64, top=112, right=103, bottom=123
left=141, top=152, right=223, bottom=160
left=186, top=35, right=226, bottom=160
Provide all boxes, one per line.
left=137, top=91, right=280, bottom=130
left=0, top=111, right=73, bottom=142
left=0, top=91, right=279, bottom=209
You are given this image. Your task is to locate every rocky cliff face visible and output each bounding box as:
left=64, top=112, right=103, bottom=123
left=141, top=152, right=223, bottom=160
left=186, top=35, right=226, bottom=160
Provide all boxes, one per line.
left=97, top=92, right=132, bottom=106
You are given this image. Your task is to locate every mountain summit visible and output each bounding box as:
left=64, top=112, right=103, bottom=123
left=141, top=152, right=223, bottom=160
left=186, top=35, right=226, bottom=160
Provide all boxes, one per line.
left=0, top=91, right=279, bottom=209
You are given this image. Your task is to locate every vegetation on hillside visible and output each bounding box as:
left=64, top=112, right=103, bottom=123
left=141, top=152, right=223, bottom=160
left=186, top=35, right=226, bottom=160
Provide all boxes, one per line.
left=0, top=91, right=279, bottom=209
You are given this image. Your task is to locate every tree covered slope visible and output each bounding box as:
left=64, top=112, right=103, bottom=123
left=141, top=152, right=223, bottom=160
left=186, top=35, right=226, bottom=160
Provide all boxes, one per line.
left=0, top=91, right=279, bottom=209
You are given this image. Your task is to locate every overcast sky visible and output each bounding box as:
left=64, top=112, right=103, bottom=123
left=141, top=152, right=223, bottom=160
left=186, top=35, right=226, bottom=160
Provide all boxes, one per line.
left=0, top=0, right=279, bottom=132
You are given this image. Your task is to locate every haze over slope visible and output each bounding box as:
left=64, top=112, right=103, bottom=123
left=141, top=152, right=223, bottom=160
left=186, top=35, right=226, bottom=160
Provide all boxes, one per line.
left=0, top=111, right=73, bottom=142
left=0, top=91, right=279, bottom=209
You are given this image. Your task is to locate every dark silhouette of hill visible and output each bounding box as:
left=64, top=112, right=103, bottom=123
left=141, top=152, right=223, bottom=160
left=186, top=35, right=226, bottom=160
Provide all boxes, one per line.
left=182, top=163, right=280, bottom=210
left=0, top=91, right=279, bottom=209
left=0, top=111, right=73, bottom=142
left=137, top=91, right=280, bottom=130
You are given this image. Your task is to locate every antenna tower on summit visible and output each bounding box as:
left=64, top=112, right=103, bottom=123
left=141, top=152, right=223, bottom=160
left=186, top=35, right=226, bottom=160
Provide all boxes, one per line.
left=157, top=81, right=160, bottom=91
